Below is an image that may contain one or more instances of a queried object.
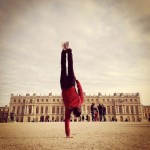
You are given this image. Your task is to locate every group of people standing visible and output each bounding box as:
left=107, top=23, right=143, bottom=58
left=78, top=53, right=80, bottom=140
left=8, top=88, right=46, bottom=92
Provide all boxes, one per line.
left=91, top=103, right=106, bottom=121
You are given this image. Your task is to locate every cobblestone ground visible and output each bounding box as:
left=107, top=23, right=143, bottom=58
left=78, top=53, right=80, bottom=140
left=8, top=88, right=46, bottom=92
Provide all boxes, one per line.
left=0, top=122, right=150, bottom=150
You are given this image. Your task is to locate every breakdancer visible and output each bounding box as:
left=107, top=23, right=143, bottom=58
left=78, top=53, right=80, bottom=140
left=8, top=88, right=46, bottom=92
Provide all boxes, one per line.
left=60, top=41, right=83, bottom=138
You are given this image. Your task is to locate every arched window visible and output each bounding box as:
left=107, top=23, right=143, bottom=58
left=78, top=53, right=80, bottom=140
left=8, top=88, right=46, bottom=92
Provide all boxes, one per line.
left=127, top=116, right=130, bottom=122
left=45, top=106, right=48, bottom=114
left=52, top=116, right=54, bottom=121
left=36, top=106, right=39, bottom=114
left=61, top=106, right=64, bottom=114
left=52, top=106, right=55, bottom=114
left=57, top=106, right=59, bottom=114
left=17, top=107, right=20, bottom=115
left=41, top=106, right=43, bottom=114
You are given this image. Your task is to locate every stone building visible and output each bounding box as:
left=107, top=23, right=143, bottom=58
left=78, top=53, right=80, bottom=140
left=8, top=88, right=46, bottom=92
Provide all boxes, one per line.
left=0, top=105, right=9, bottom=122
left=8, top=92, right=143, bottom=122
left=142, top=106, right=150, bottom=122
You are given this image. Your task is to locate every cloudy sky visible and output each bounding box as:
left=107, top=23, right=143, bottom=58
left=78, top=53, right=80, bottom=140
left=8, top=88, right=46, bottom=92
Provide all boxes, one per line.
left=0, top=0, right=150, bottom=106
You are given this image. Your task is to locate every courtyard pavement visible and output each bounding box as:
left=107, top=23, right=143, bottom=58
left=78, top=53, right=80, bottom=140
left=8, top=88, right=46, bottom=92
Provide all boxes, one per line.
left=0, top=122, right=150, bottom=150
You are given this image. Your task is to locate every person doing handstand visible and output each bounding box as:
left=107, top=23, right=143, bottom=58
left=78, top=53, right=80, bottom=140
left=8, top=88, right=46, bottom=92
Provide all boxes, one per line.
left=60, top=41, right=83, bottom=138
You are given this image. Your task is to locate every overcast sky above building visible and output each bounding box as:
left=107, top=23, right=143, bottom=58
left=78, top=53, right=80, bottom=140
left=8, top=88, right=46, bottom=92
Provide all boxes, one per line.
left=0, top=0, right=150, bottom=106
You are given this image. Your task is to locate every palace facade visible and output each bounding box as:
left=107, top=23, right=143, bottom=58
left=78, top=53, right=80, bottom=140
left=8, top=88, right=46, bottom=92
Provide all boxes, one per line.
left=8, top=92, right=144, bottom=122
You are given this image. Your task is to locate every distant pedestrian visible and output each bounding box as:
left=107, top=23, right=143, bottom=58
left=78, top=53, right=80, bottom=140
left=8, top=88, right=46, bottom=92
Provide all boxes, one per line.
left=98, top=104, right=103, bottom=121
left=102, top=104, right=106, bottom=121
left=91, top=103, right=94, bottom=121
left=82, top=115, right=85, bottom=122
left=86, top=115, right=89, bottom=121
left=93, top=104, right=98, bottom=121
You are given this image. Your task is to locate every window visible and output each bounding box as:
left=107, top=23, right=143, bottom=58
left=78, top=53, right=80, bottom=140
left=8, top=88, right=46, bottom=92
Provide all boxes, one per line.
left=19, top=99, right=21, bottom=103
left=119, top=105, right=122, bottom=114
left=131, top=106, right=134, bottom=114
left=14, top=99, right=16, bottom=103
left=21, top=107, right=24, bottom=115
left=36, top=106, right=39, bottom=114
left=130, top=99, right=132, bottom=102
left=41, top=106, right=43, bottom=114
left=53, top=99, right=55, bottom=102
left=107, top=99, right=109, bottom=102
left=103, top=99, right=105, bottom=102
left=145, top=113, right=147, bottom=118
left=29, top=105, right=32, bottom=114
left=37, top=99, right=39, bottom=102
left=52, top=106, right=55, bottom=114
left=135, top=99, right=137, bottom=102
left=112, top=106, right=115, bottom=114
left=42, top=99, right=44, bottom=102
left=30, top=99, right=32, bottom=103
left=57, top=99, right=59, bottom=102
left=23, top=99, right=26, bottom=103
left=126, top=106, right=129, bottom=114
left=57, top=106, right=59, bottom=114
left=46, top=99, right=48, bottom=102
left=87, top=99, right=89, bottom=102
left=12, top=106, right=15, bottom=113
left=107, top=106, right=110, bottom=114
left=45, top=106, right=48, bottom=113
left=135, top=106, right=139, bottom=114
left=17, top=107, right=20, bottom=115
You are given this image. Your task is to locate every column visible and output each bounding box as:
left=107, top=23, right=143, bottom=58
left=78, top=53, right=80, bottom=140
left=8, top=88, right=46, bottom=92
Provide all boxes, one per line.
left=48, top=106, right=51, bottom=114
left=26, top=105, right=28, bottom=114
left=122, top=105, right=125, bottom=114
left=15, top=106, right=17, bottom=115
left=129, top=106, right=131, bottom=114
left=85, top=105, right=87, bottom=115
left=81, top=106, right=83, bottom=114
left=124, top=105, right=126, bottom=114
left=43, top=106, right=45, bottom=114
left=133, top=106, right=136, bottom=115
left=24, top=105, right=26, bottom=115
left=32, top=105, right=34, bottom=114
left=117, top=106, right=119, bottom=114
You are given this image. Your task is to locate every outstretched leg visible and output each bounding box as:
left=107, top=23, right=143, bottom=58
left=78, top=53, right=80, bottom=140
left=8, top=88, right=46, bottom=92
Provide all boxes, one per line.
left=67, top=49, right=75, bottom=88
left=60, top=50, right=67, bottom=89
